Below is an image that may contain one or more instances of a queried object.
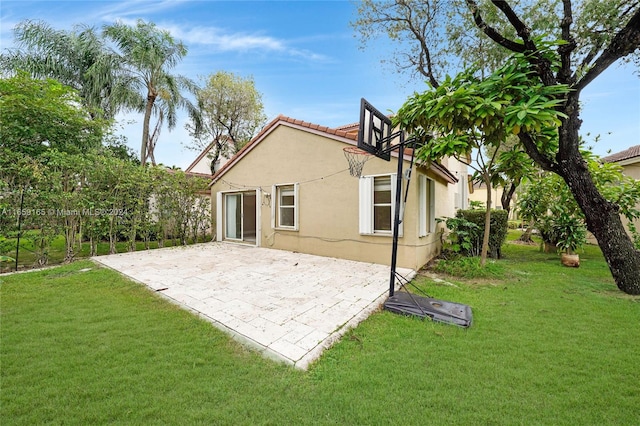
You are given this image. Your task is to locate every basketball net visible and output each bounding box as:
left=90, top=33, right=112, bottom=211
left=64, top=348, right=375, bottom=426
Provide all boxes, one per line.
left=343, top=146, right=371, bottom=178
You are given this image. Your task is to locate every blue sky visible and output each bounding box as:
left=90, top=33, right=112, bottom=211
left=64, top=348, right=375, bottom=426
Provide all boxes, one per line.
left=1, top=0, right=638, bottom=169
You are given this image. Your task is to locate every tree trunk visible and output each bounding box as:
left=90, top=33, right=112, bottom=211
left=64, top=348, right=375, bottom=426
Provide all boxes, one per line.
left=480, top=174, right=492, bottom=266
left=140, top=93, right=156, bottom=166
left=557, top=96, right=640, bottom=295
left=519, top=219, right=535, bottom=243
left=501, top=182, right=517, bottom=214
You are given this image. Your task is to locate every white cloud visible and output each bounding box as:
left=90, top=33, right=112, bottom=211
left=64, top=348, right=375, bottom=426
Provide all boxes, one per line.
left=164, top=23, right=331, bottom=62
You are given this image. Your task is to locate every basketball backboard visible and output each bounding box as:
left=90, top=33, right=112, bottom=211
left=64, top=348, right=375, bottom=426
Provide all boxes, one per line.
left=357, top=98, right=393, bottom=161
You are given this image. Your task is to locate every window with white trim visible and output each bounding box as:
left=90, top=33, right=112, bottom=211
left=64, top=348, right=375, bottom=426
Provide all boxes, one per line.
left=359, top=174, right=402, bottom=236
left=419, top=175, right=436, bottom=237
left=271, top=183, right=299, bottom=230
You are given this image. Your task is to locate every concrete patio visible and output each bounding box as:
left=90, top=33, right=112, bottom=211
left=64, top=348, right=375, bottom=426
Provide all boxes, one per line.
left=94, top=243, right=415, bottom=369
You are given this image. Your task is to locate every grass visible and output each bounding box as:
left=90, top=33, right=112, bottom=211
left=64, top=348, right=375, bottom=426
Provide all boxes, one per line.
left=2, top=234, right=639, bottom=424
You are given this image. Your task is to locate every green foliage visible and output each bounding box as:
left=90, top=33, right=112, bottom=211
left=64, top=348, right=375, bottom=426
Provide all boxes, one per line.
left=1, top=145, right=211, bottom=268
left=0, top=20, right=141, bottom=120
left=550, top=213, right=587, bottom=254
left=432, top=255, right=505, bottom=279
left=0, top=72, right=105, bottom=157
left=103, top=19, right=197, bottom=166
left=508, top=220, right=524, bottom=229
left=518, top=151, right=640, bottom=251
left=469, top=200, right=485, bottom=210
left=456, top=209, right=509, bottom=258
left=394, top=50, right=569, bottom=165
left=187, top=71, right=267, bottom=167
left=437, top=216, right=481, bottom=256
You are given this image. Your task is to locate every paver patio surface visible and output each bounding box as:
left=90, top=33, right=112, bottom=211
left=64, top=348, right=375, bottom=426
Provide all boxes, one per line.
left=94, top=243, right=415, bottom=369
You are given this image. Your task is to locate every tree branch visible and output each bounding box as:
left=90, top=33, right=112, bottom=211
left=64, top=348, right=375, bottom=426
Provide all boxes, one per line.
left=465, top=0, right=527, bottom=53
left=397, top=1, right=440, bottom=87
left=518, top=132, right=558, bottom=173
left=558, top=0, right=577, bottom=84
left=490, top=0, right=534, bottom=47
left=576, top=7, right=640, bottom=92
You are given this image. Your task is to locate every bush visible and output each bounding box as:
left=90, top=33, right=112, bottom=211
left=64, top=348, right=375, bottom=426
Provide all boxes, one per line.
left=433, top=256, right=505, bottom=279
left=455, top=209, right=509, bottom=258
left=508, top=220, right=524, bottom=229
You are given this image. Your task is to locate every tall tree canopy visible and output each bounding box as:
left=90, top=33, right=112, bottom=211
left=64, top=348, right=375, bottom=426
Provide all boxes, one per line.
left=0, top=20, right=141, bottom=120
left=186, top=71, right=267, bottom=173
left=355, top=0, right=640, bottom=294
left=103, top=19, right=199, bottom=166
left=0, top=72, right=105, bottom=157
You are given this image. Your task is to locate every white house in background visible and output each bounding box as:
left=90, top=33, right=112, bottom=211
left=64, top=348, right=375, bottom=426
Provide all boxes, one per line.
left=601, top=145, right=640, bottom=241
left=185, top=141, right=233, bottom=176
left=468, top=181, right=518, bottom=220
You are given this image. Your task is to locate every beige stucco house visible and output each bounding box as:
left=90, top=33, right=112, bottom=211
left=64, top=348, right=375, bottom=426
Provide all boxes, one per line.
left=468, top=182, right=518, bottom=220
left=209, top=115, right=468, bottom=270
left=601, top=145, right=640, bottom=240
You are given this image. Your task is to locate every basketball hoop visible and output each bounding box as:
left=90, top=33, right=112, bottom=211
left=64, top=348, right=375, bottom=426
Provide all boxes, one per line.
left=343, top=146, right=371, bottom=178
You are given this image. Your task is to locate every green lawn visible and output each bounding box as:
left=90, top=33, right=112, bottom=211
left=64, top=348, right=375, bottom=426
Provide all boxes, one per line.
left=2, top=237, right=639, bottom=424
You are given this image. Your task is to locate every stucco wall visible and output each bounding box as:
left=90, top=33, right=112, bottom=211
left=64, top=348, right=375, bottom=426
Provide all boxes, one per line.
left=621, top=161, right=640, bottom=240
left=210, top=123, right=457, bottom=270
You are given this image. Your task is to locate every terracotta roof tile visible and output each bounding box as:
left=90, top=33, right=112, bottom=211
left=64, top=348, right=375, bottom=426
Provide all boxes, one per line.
left=601, top=145, right=640, bottom=163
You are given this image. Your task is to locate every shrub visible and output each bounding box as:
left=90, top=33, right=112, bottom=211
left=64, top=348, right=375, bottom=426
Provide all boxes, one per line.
left=433, top=256, right=505, bottom=279
left=455, top=209, right=509, bottom=258
left=437, top=216, right=481, bottom=256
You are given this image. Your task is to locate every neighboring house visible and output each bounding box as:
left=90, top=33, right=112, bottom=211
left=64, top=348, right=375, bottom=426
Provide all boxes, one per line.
left=601, top=145, right=640, bottom=240
left=186, top=141, right=233, bottom=176
left=209, top=114, right=468, bottom=270
left=468, top=181, right=518, bottom=220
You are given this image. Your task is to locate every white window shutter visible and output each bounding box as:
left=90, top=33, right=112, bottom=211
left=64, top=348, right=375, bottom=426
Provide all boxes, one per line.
left=255, top=188, right=262, bottom=247
left=293, top=182, right=299, bottom=231
left=419, top=175, right=427, bottom=237
left=460, top=173, right=468, bottom=210
left=429, top=179, right=436, bottom=233
left=359, top=176, right=373, bottom=234
left=216, top=192, right=223, bottom=241
left=270, top=185, right=276, bottom=229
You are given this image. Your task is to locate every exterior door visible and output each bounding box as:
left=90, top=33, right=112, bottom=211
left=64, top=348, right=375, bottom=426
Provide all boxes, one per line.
left=222, top=191, right=258, bottom=244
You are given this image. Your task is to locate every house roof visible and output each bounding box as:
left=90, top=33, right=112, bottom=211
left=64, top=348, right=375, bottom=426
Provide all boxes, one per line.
left=209, top=114, right=458, bottom=187
left=166, top=168, right=214, bottom=181
left=601, top=145, right=640, bottom=163
left=185, top=142, right=214, bottom=174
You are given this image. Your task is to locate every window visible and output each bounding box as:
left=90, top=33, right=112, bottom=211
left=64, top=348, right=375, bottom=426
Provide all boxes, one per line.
left=359, top=174, right=402, bottom=236
left=419, top=175, right=436, bottom=237
left=271, top=183, right=299, bottom=230
left=374, top=176, right=392, bottom=232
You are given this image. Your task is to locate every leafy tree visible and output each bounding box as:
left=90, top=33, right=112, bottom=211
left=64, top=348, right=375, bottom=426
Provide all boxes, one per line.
left=357, top=0, right=640, bottom=294
left=485, top=135, right=537, bottom=214
left=518, top=152, right=640, bottom=251
left=103, top=19, right=199, bottom=166
left=0, top=72, right=105, bottom=157
left=40, top=150, right=89, bottom=262
left=396, top=53, right=568, bottom=265
left=0, top=19, right=141, bottom=120
left=186, top=71, right=267, bottom=173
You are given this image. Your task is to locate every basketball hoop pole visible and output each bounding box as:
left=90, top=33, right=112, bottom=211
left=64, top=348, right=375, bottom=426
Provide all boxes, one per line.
left=388, top=139, right=405, bottom=297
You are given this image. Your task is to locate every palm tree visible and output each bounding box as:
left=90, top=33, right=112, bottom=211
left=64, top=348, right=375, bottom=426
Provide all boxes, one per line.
left=103, top=19, right=200, bottom=166
left=0, top=20, right=142, bottom=120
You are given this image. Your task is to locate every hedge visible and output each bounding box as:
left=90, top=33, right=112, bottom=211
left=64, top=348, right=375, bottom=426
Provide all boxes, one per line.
left=455, top=209, right=509, bottom=258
